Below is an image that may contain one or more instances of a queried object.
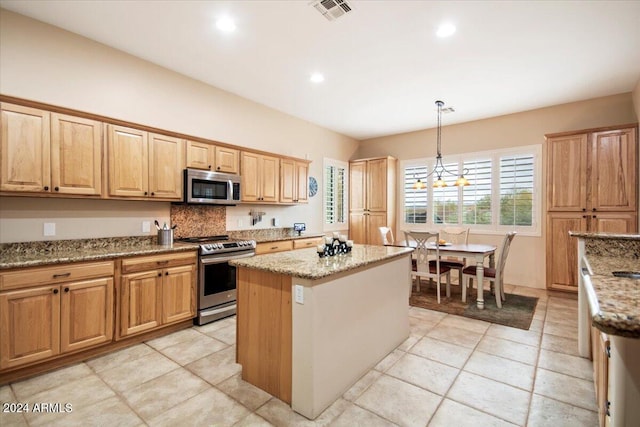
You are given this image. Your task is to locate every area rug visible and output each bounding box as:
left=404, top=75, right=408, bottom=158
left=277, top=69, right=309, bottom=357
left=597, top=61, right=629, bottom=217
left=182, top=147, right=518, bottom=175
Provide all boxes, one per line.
left=409, top=282, right=538, bottom=330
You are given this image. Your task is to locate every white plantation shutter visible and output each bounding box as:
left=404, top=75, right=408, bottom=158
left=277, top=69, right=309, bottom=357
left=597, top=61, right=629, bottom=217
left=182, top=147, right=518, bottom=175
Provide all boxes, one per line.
left=324, top=160, right=347, bottom=227
left=462, top=159, right=492, bottom=225
left=499, top=154, right=534, bottom=226
left=400, top=145, right=540, bottom=235
left=404, top=165, right=428, bottom=224
left=432, top=162, right=459, bottom=224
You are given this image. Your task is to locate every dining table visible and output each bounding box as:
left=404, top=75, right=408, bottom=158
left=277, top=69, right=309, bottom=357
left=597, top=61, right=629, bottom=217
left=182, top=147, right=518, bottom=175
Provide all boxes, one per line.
left=396, top=238, right=498, bottom=309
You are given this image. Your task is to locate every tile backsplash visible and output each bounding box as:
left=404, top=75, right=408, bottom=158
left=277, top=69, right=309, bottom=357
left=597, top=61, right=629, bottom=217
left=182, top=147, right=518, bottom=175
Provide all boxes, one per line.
left=170, top=205, right=226, bottom=238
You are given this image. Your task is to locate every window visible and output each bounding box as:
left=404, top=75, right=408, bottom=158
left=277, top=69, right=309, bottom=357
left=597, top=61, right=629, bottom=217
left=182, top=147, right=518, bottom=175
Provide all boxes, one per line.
left=323, top=159, right=348, bottom=231
left=400, top=145, right=541, bottom=235
left=403, top=163, right=428, bottom=224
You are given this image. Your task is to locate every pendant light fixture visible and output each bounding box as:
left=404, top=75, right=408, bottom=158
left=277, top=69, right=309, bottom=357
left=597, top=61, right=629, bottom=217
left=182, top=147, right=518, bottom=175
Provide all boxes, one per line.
left=414, top=100, right=470, bottom=189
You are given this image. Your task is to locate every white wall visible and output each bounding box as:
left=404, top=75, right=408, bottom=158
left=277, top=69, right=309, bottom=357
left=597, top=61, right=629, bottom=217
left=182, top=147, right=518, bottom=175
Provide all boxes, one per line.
left=0, top=10, right=359, bottom=242
left=355, top=94, right=638, bottom=288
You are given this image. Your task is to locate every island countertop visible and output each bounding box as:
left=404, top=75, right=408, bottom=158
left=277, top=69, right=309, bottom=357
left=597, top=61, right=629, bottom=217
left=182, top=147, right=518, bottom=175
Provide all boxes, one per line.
left=229, top=244, right=414, bottom=280
left=570, top=232, right=640, bottom=338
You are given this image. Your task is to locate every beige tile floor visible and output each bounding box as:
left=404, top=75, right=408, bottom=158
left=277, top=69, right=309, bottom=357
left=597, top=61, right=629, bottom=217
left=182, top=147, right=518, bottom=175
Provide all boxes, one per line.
left=1, top=285, right=597, bottom=427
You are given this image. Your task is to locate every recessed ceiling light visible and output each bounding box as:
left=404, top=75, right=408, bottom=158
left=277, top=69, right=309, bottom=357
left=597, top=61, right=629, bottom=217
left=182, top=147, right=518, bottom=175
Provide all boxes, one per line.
left=310, top=73, right=325, bottom=83
left=216, top=16, right=236, bottom=33
left=436, top=22, right=456, bottom=38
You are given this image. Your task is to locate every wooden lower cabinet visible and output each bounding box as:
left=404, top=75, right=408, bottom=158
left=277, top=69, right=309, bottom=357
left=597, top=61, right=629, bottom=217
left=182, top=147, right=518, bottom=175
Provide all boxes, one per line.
left=292, top=237, right=324, bottom=249
left=349, top=211, right=387, bottom=245
left=546, top=212, right=637, bottom=291
left=120, top=270, right=163, bottom=337
left=255, top=240, right=293, bottom=255
left=0, top=261, right=114, bottom=370
left=0, top=285, right=60, bottom=369
left=60, top=277, right=114, bottom=353
left=591, top=326, right=610, bottom=426
left=118, top=252, right=196, bottom=339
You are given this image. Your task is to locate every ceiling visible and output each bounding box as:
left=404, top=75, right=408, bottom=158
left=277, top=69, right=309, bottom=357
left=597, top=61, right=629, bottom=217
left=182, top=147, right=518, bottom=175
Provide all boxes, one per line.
left=1, top=0, right=639, bottom=140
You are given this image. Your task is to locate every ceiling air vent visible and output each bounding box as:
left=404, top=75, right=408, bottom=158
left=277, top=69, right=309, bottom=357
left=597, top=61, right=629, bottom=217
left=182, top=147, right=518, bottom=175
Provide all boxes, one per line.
left=310, top=0, right=353, bottom=21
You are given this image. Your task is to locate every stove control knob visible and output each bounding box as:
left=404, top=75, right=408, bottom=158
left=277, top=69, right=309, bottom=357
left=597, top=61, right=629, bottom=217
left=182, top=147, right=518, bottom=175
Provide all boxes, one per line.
left=204, top=244, right=212, bottom=251
left=216, top=243, right=223, bottom=249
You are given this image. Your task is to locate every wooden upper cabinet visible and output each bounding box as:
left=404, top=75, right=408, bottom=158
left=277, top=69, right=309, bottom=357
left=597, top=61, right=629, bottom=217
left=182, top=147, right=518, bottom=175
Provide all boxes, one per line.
left=366, top=158, right=389, bottom=212
left=590, top=128, right=637, bottom=212
left=349, top=161, right=366, bottom=212
left=108, top=125, right=148, bottom=197
left=186, top=141, right=239, bottom=174
left=108, top=125, right=184, bottom=200
left=0, top=103, right=51, bottom=192
left=280, top=159, right=309, bottom=203
left=215, top=146, right=239, bottom=174
left=241, top=151, right=279, bottom=202
left=186, top=140, right=213, bottom=170
left=51, top=113, right=102, bottom=196
left=546, top=134, right=588, bottom=211
left=149, top=133, right=184, bottom=199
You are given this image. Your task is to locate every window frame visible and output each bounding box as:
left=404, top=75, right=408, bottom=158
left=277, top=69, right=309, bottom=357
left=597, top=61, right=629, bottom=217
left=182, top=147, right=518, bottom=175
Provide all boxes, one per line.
left=399, top=144, right=542, bottom=236
left=323, top=158, right=349, bottom=232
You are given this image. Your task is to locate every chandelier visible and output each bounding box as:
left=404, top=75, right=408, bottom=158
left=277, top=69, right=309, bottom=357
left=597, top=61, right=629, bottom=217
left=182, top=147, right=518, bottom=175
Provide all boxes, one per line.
left=414, top=100, right=470, bottom=189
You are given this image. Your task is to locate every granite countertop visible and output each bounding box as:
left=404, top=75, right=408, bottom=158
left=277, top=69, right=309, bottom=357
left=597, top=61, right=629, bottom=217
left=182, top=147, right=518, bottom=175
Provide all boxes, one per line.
left=229, top=244, right=413, bottom=280
left=229, top=230, right=326, bottom=244
left=0, top=237, right=199, bottom=270
left=571, top=232, right=640, bottom=338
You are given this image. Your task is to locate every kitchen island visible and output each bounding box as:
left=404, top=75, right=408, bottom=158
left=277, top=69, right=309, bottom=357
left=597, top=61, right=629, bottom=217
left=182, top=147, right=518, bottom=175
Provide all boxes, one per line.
left=229, top=244, right=413, bottom=419
left=571, top=232, right=640, bottom=427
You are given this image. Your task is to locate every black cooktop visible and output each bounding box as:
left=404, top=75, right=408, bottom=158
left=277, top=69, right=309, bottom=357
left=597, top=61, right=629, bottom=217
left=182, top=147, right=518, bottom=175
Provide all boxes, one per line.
left=176, top=235, right=229, bottom=243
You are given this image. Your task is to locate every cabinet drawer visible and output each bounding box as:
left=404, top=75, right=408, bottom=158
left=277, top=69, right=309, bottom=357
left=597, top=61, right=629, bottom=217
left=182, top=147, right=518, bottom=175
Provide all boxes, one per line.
left=255, top=240, right=293, bottom=255
left=120, top=251, right=197, bottom=274
left=0, top=261, right=114, bottom=291
left=293, top=237, right=324, bottom=249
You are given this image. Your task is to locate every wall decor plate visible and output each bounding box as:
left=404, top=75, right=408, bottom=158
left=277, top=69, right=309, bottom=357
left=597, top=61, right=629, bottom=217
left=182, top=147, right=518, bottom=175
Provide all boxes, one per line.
left=309, top=176, right=318, bottom=197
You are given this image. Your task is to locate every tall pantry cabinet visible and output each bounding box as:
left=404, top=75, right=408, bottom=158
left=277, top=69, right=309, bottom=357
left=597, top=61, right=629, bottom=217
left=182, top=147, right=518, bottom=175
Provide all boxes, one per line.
left=545, top=125, right=638, bottom=291
left=349, top=156, right=396, bottom=245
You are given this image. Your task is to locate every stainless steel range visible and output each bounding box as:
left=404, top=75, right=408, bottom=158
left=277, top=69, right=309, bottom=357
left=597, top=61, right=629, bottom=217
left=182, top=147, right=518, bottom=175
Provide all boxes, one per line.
left=177, top=235, right=256, bottom=325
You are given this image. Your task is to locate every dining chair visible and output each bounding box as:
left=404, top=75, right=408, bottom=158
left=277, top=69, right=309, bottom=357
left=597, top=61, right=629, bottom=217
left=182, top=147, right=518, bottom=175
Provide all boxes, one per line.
left=461, top=231, right=516, bottom=308
left=378, top=226, right=394, bottom=245
left=438, top=226, right=470, bottom=286
left=404, top=231, right=451, bottom=303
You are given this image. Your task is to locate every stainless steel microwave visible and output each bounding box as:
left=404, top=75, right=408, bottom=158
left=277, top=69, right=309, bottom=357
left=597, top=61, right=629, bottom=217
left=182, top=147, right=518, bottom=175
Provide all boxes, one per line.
left=184, top=169, right=241, bottom=205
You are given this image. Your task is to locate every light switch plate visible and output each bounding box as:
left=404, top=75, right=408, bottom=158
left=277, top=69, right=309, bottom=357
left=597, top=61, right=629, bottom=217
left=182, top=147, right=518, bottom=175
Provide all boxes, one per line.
left=294, top=285, right=304, bottom=304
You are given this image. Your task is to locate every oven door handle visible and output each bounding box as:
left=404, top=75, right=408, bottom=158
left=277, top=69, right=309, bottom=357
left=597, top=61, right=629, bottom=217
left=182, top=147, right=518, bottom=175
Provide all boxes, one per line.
left=200, top=251, right=255, bottom=265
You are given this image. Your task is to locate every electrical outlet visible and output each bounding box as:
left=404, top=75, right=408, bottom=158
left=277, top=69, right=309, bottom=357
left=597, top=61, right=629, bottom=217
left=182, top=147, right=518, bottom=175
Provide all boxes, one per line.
left=237, top=219, right=243, bottom=227
left=142, top=221, right=151, bottom=233
left=43, top=222, right=56, bottom=236
left=294, top=285, right=304, bottom=304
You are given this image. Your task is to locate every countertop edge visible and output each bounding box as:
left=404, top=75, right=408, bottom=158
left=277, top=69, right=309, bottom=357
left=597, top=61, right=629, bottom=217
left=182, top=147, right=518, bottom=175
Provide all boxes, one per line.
left=0, top=243, right=199, bottom=270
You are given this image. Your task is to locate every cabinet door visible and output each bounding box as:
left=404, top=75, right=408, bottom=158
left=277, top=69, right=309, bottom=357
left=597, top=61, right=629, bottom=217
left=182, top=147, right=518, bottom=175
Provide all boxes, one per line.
left=241, top=151, right=260, bottom=201
left=60, top=277, right=114, bottom=353
left=546, top=134, right=588, bottom=211
left=367, top=212, right=388, bottom=245
left=349, top=213, right=367, bottom=244
left=280, top=159, right=295, bottom=203
left=261, top=155, right=280, bottom=202
left=349, top=161, right=366, bottom=212
left=0, top=285, right=60, bottom=369
left=591, top=212, right=637, bottom=234
left=186, top=140, right=214, bottom=170
left=590, top=128, right=637, bottom=212
left=107, top=125, right=148, bottom=197
left=546, top=213, right=587, bottom=290
left=120, top=270, right=162, bottom=337
left=50, top=113, right=102, bottom=196
left=295, top=161, right=309, bottom=203
left=162, top=264, right=196, bottom=324
left=215, top=146, right=239, bottom=174
left=367, top=158, right=389, bottom=212
left=0, top=103, right=51, bottom=192
left=149, top=133, right=184, bottom=200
